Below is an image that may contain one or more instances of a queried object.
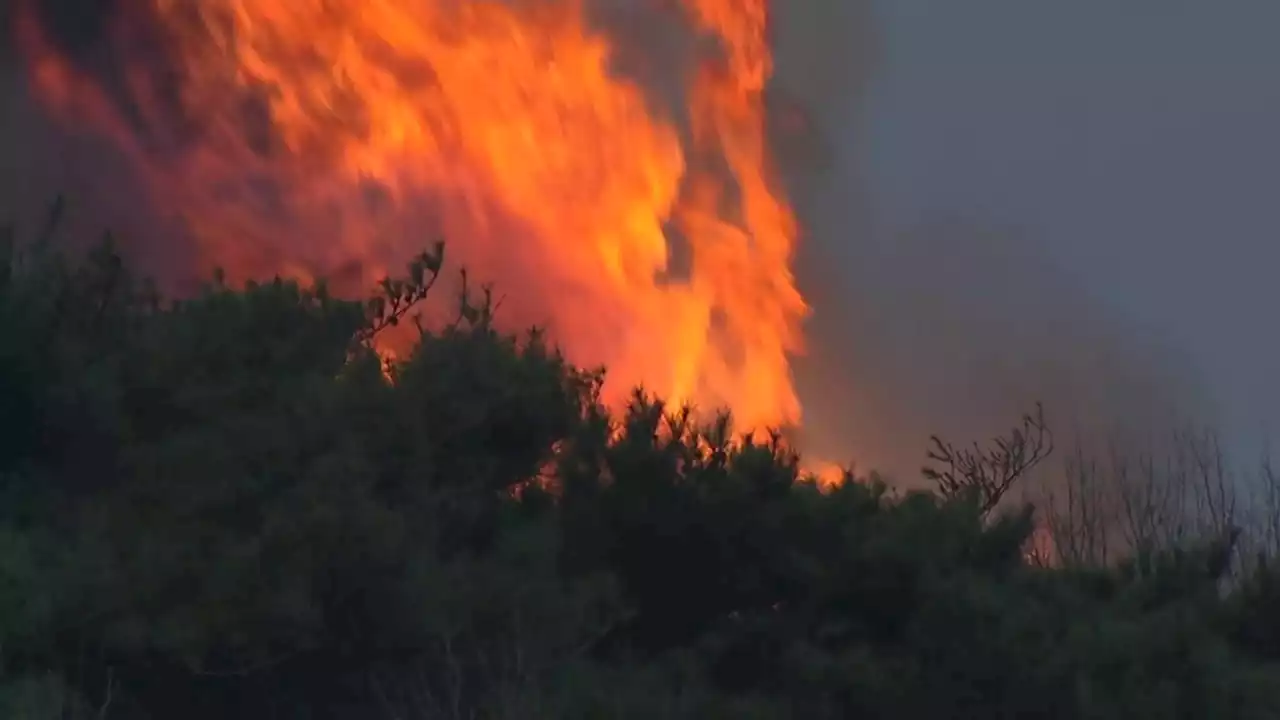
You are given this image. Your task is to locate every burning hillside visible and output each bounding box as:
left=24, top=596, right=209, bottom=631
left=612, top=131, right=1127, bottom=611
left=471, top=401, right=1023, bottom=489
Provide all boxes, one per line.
left=12, top=0, right=808, bottom=433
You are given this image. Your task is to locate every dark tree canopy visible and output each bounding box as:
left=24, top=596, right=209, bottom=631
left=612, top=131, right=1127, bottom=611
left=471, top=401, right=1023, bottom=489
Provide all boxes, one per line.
left=1, top=212, right=1279, bottom=719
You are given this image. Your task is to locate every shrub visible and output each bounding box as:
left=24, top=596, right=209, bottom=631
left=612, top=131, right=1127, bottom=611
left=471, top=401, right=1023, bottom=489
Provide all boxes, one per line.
left=1, top=210, right=1278, bottom=718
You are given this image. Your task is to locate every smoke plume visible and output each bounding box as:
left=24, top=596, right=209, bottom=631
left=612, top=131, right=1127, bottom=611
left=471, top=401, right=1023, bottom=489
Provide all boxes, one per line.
left=767, top=3, right=1211, bottom=482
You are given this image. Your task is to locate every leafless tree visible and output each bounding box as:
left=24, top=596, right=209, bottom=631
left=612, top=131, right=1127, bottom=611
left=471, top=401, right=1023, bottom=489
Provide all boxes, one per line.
left=1039, top=422, right=1246, bottom=574
left=1043, top=440, right=1114, bottom=567
left=923, top=403, right=1054, bottom=516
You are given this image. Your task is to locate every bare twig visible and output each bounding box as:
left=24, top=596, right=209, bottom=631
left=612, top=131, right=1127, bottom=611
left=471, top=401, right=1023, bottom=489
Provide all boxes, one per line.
left=96, top=667, right=114, bottom=720
left=923, top=403, right=1054, bottom=515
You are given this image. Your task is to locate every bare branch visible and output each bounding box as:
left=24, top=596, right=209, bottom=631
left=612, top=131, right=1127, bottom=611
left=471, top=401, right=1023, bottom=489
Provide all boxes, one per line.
left=96, top=666, right=115, bottom=720
left=923, top=403, right=1054, bottom=515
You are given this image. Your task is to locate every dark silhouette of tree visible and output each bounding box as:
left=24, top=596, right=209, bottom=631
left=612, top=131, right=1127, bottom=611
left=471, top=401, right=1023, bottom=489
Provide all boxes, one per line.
left=923, top=402, right=1054, bottom=515
left=0, top=203, right=1278, bottom=719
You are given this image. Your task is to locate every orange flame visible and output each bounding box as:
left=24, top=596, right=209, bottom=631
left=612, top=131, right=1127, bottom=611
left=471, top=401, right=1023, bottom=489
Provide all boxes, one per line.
left=15, top=0, right=807, bottom=432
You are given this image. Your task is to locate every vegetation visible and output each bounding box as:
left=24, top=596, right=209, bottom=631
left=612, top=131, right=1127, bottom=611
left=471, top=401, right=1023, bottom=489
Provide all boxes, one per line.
left=2, top=203, right=1280, bottom=719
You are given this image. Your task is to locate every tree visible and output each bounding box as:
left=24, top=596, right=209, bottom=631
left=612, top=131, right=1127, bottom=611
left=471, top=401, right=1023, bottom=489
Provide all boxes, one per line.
left=922, top=402, right=1054, bottom=515
left=2, top=204, right=1279, bottom=718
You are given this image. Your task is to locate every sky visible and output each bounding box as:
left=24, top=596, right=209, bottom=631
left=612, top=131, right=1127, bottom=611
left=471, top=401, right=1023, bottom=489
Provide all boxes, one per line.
left=793, top=0, right=1278, bottom=474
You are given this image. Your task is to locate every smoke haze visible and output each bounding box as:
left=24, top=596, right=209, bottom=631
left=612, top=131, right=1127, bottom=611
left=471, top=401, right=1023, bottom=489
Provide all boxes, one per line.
left=770, top=0, right=1212, bottom=481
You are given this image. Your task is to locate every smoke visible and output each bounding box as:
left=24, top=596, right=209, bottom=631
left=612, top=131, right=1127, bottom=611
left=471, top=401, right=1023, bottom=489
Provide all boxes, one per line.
left=793, top=216, right=1213, bottom=482
left=766, top=2, right=1214, bottom=482
left=2, top=0, right=199, bottom=290
left=2, top=0, right=1214, bottom=485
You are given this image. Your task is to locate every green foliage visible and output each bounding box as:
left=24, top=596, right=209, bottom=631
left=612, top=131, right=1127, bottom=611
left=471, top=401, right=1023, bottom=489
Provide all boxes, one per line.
left=0, top=211, right=1278, bottom=718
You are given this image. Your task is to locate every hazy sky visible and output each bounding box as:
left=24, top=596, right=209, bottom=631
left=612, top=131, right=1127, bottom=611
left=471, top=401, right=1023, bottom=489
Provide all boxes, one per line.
left=855, top=0, right=1279, bottom=457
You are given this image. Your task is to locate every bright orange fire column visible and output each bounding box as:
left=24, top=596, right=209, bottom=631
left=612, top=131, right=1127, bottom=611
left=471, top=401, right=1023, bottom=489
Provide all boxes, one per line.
left=16, top=0, right=808, bottom=435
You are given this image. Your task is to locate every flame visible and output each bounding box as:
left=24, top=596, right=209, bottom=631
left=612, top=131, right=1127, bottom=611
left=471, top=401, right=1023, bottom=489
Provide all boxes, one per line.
left=14, top=0, right=807, bottom=432
left=807, top=460, right=851, bottom=489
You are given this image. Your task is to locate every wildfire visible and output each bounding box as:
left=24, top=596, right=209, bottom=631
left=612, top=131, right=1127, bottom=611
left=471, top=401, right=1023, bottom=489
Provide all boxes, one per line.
left=14, top=0, right=807, bottom=433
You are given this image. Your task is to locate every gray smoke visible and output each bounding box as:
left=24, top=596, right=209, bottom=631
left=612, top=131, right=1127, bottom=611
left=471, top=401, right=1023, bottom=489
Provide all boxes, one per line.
left=766, top=1, right=1213, bottom=482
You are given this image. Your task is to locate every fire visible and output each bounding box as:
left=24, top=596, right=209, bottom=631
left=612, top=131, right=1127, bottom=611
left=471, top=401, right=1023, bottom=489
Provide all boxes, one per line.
left=14, top=0, right=807, bottom=432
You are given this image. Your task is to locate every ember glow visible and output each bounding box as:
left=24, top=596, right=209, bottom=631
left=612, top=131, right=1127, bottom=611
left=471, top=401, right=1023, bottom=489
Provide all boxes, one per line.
left=15, top=0, right=807, bottom=432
